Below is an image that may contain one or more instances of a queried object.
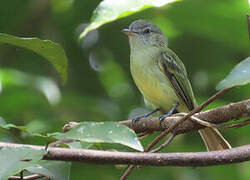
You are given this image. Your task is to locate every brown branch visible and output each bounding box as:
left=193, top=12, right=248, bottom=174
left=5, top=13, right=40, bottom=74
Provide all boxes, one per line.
left=119, top=99, right=250, bottom=134
left=121, top=88, right=233, bottom=179
left=9, top=174, right=44, bottom=180
left=60, top=97, right=250, bottom=180
left=63, top=100, right=249, bottom=136
left=0, top=142, right=249, bottom=166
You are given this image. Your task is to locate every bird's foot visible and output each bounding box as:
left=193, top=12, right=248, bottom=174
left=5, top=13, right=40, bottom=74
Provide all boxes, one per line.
left=132, top=108, right=159, bottom=124
left=132, top=116, right=143, bottom=124
left=159, top=103, right=179, bottom=123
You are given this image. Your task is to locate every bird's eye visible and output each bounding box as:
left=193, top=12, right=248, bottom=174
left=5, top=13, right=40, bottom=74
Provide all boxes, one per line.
left=143, top=28, right=151, bottom=34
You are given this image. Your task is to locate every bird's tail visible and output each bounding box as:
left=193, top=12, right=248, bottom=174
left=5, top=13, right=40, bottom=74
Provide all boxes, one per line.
left=199, top=127, right=231, bottom=151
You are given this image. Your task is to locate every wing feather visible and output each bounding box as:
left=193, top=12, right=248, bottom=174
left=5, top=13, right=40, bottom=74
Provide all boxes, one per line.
left=157, top=48, right=197, bottom=111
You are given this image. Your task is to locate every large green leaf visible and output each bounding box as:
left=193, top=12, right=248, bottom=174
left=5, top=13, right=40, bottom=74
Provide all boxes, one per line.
left=27, top=161, right=71, bottom=180
left=0, top=146, right=46, bottom=180
left=79, top=0, right=179, bottom=39
left=0, top=33, right=68, bottom=84
left=54, top=122, right=143, bottom=151
left=216, top=57, right=250, bottom=90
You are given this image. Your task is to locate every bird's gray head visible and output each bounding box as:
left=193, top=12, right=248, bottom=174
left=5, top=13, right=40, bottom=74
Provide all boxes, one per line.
left=122, top=20, right=167, bottom=50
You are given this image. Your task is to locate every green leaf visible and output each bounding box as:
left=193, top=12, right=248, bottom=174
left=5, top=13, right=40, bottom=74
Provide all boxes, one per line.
left=54, top=122, right=143, bottom=151
left=0, top=119, right=29, bottom=133
left=27, top=161, right=71, bottom=180
left=216, top=57, right=250, bottom=90
left=0, top=123, right=27, bottom=132
left=0, top=146, right=46, bottom=180
left=0, top=122, right=53, bottom=139
left=0, top=33, right=68, bottom=84
left=67, top=141, right=93, bottom=149
left=0, top=69, right=61, bottom=105
left=79, top=0, right=179, bottom=39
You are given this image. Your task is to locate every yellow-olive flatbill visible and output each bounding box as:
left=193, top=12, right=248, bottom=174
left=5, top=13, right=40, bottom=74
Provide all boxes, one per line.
left=122, top=19, right=231, bottom=151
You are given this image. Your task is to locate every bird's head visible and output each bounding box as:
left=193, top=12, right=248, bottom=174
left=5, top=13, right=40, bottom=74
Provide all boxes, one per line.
left=122, top=19, right=167, bottom=50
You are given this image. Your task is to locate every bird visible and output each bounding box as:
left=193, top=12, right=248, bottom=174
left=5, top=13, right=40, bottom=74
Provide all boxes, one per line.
left=122, top=19, right=231, bottom=151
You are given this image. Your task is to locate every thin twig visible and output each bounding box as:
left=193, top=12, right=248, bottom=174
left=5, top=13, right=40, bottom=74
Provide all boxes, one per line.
left=138, top=132, right=153, bottom=140
left=189, top=115, right=250, bottom=130
left=150, top=133, right=176, bottom=153
left=120, top=166, right=136, bottom=180
left=218, top=119, right=250, bottom=130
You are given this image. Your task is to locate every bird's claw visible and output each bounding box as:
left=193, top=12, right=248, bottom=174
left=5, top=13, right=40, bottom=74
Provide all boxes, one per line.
left=159, top=115, right=166, bottom=122
left=131, top=108, right=160, bottom=125
left=132, top=116, right=142, bottom=124
left=132, top=115, right=147, bottom=124
left=159, top=103, right=179, bottom=124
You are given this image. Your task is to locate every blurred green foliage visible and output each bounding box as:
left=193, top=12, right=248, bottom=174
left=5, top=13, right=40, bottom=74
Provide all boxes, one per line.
left=0, top=0, right=249, bottom=179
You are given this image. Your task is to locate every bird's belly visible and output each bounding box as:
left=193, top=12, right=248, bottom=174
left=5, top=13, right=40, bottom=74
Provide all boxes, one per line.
left=131, top=64, right=179, bottom=112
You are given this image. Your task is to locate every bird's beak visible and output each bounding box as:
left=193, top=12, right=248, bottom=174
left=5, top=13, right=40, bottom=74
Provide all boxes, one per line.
left=122, top=29, right=136, bottom=36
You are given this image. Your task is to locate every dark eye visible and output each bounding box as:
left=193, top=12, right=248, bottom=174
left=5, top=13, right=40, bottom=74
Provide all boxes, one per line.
left=143, top=28, right=151, bottom=34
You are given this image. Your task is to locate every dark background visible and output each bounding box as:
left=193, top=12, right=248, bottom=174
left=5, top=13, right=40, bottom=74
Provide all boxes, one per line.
left=0, top=0, right=249, bottom=179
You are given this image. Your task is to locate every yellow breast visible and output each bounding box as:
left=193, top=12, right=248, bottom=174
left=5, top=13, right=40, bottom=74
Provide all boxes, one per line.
left=130, top=59, right=181, bottom=112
